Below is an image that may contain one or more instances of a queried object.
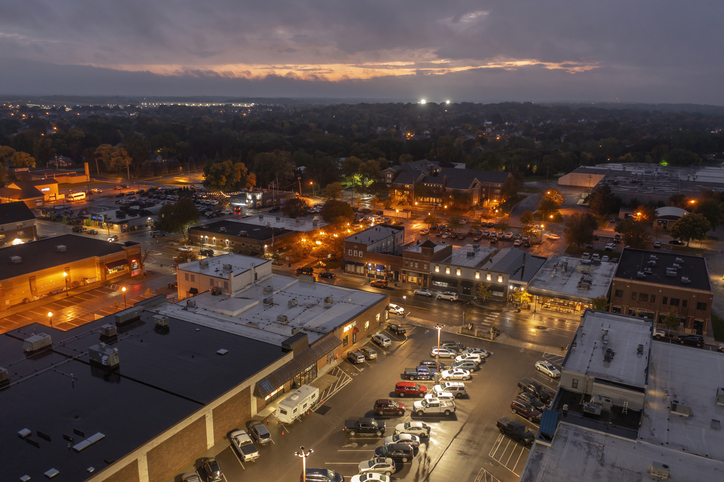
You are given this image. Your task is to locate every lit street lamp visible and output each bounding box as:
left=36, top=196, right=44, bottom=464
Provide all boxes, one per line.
left=295, top=446, right=314, bottom=482
left=403, top=295, right=407, bottom=317
left=435, top=323, right=444, bottom=374
left=121, top=287, right=127, bottom=309
left=63, top=271, right=69, bottom=297
left=48, top=311, right=53, bottom=327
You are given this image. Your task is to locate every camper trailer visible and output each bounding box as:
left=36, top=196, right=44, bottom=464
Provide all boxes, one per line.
left=274, top=385, right=319, bottom=424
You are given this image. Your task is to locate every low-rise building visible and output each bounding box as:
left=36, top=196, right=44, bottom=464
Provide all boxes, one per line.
left=610, top=248, right=712, bottom=334
left=344, top=224, right=406, bottom=280
left=401, top=239, right=452, bottom=287
left=0, top=201, right=37, bottom=246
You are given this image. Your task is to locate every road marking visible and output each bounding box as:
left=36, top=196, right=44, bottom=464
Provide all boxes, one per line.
left=325, top=462, right=365, bottom=464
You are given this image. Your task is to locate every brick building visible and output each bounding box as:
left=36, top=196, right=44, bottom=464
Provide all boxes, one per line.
left=344, top=224, right=405, bottom=280
left=610, top=248, right=712, bottom=335
left=0, top=201, right=37, bottom=246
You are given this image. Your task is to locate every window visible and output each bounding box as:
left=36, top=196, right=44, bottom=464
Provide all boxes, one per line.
left=210, top=279, right=214, bottom=286
left=456, top=269, right=461, bottom=276
left=342, top=336, right=348, bottom=347
left=353, top=250, right=358, bottom=257
left=475, top=271, right=480, bottom=279
left=224, top=281, right=229, bottom=290
left=385, top=311, right=389, bottom=321
left=662, top=296, right=668, bottom=305
left=631, top=292, right=637, bottom=301
left=682, top=300, right=687, bottom=308
left=497, top=275, right=503, bottom=283
left=697, top=302, right=707, bottom=311
left=572, top=379, right=579, bottom=389
left=415, top=262, right=419, bottom=269
left=435, top=265, right=440, bottom=273
left=190, top=274, right=195, bottom=282
left=404, top=260, right=408, bottom=267
left=670, top=298, right=680, bottom=307
left=376, top=313, right=380, bottom=322
left=359, top=251, right=363, bottom=258
left=365, top=321, right=369, bottom=330
left=486, top=274, right=492, bottom=281
left=639, top=293, right=648, bottom=302
left=348, top=249, right=352, bottom=256
left=614, top=289, right=623, bottom=298
left=352, top=332, right=357, bottom=344
left=650, top=295, right=656, bottom=303
left=424, top=263, right=428, bottom=270
left=184, top=273, right=189, bottom=281
left=445, top=267, right=450, bottom=275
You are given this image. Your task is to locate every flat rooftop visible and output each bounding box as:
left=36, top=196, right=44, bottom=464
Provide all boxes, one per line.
left=520, top=422, right=724, bottom=482
left=156, top=274, right=388, bottom=345
left=564, top=311, right=651, bottom=389
left=179, top=253, right=271, bottom=278
left=527, top=255, right=617, bottom=301
left=0, top=313, right=285, bottom=482
left=444, top=244, right=498, bottom=268
left=190, top=219, right=293, bottom=240
left=0, top=234, right=130, bottom=280
left=487, top=248, right=547, bottom=283
left=615, top=248, right=711, bottom=292
left=345, top=224, right=403, bottom=245
left=240, top=214, right=328, bottom=232
left=640, top=342, right=724, bottom=461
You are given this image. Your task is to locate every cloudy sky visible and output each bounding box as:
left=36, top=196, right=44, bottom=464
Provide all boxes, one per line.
left=1, top=0, right=722, bottom=104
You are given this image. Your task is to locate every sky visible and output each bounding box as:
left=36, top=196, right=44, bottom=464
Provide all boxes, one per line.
left=1, top=0, right=723, bottom=104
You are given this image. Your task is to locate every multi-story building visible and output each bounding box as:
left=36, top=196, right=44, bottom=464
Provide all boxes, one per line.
left=609, top=248, right=712, bottom=335
left=0, top=201, right=37, bottom=246
left=344, top=224, right=405, bottom=280
left=401, top=239, right=452, bottom=288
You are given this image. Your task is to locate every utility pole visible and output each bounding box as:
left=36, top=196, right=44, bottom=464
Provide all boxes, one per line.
left=297, top=176, right=302, bottom=197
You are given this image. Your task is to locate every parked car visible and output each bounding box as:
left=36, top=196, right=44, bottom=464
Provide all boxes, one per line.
left=107, top=235, right=118, bottom=242
left=319, top=271, right=336, bottom=279
left=229, top=429, right=259, bottom=462
left=199, top=249, right=214, bottom=257
left=388, top=303, right=404, bottom=315
left=516, top=392, right=546, bottom=411
left=461, top=347, right=490, bottom=358
left=370, top=279, right=388, bottom=288
left=374, top=399, right=406, bottom=416
left=425, top=390, right=454, bottom=402
left=535, top=360, right=561, bottom=378
left=360, top=347, right=378, bottom=360
left=374, top=443, right=414, bottom=463
left=437, top=291, right=459, bottom=301
left=414, top=288, right=433, bottom=297
left=430, top=347, right=456, bottom=358
left=388, top=324, right=406, bottom=336
left=451, top=360, right=479, bottom=372
left=88, top=229, right=98, bottom=235
left=245, top=420, right=272, bottom=445
left=395, top=381, right=427, bottom=398
left=181, top=473, right=201, bottom=482
left=419, top=359, right=446, bottom=370
left=383, top=433, right=421, bottom=448
left=358, top=457, right=395, bottom=476
left=455, top=353, right=484, bottom=364
left=177, top=246, right=193, bottom=252
left=496, top=418, right=535, bottom=446
left=441, top=340, right=466, bottom=352
left=546, top=233, right=560, bottom=240
left=441, top=368, right=472, bottom=380
left=200, top=457, right=223, bottom=482
left=394, top=421, right=431, bottom=438
left=654, top=241, right=662, bottom=248
left=347, top=351, right=366, bottom=364
left=301, top=468, right=344, bottom=482
left=510, top=399, right=542, bottom=422
left=678, top=334, right=704, bottom=347
left=669, top=239, right=685, bottom=245
left=373, top=334, right=392, bottom=347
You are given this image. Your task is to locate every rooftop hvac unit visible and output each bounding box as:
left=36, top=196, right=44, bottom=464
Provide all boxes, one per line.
left=263, top=286, right=273, bottom=294
left=681, top=277, right=691, bottom=284
left=648, top=461, right=670, bottom=480
left=0, top=366, right=8, bottom=385
left=88, top=343, right=119, bottom=369
left=23, top=333, right=52, bottom=354
left=219, top=227, right=226, bottom=233
left=199, top=260, right=209, bottom=268
left=637, top=271, right=646, bottom=279
left=582, top=402, right=602, bottom=416
left=56, top=245, right=67, bottom=252
left=239, top=230, right=248, bottom=236
left=277, top=315, right=288, bottom=324
left=675, top=257, right=684, bottom=263
left=324, top=296, right=334, bottom=305
left=716, top=387, right=724, bottom=407
left=186, top=300, right=197, bottom=308
left=263, top=297, right=274, bottom=306
left=211, top=286, right=222, bottom=296
left=100, top=324, right=117, bottom=337
left=288, top=299, right=298, bottom=308
left=672, top=263, right=681, bottom=269
left=670, top=400, right=692, bottom=417
left=467, top=251, right=475, bottom=257
left=644, top=268, right=653, bottom=274
left=591, top=395, right=613, bottom=411
left=222, top=264, right=232, bottom=271
left=649, top=254, right=658, bottom=260
left=666, top=269, right=678, bottom=277
left=114, top=306, right=143, bottom=326
left=10, top=256, right=22, bottom=264
left=154, top=315, right=169, bottom=327
left=647, top=260, right=656, bottom=266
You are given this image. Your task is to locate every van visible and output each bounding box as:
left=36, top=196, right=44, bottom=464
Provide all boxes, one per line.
left=274, top=385, right=319, bottom=424
left=347, top=351, right=365, bottom=364
left=373, top=334, right=391, bottom=347
left=439, top=381, right=467, bottom=398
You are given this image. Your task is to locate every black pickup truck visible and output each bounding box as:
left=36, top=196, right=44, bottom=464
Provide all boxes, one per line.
left=343, top=418, right=386, bottom=437
left=404, top=366, right=436, bottom=381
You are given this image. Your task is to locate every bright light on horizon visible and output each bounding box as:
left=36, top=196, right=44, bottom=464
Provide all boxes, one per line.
left=446, top=100, right=450, bottom=104
left=420, top=99, right=427, bottom=104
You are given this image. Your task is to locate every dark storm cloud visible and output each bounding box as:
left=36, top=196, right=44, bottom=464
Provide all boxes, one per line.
left=0, top=0, right=722, bottom=104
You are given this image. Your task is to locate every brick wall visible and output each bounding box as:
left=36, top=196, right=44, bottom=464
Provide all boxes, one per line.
left=101, top=460, right=139, bottom=482
left=147, top=417, right=206, bottom=482
left=212, top=386, right=251, bottom=444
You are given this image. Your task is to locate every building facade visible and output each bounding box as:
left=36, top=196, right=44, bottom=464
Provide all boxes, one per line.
left=344, top=224, right=405, bottom=280
left=0, top=201, right=37, bottom=246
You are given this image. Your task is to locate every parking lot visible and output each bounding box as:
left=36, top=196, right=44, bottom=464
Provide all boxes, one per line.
left=171, top=324, right=562, bottom=482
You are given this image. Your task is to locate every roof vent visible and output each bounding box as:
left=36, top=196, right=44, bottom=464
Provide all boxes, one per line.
left=681, top=277, right=691, bottom=284
left=10, top=256, right=22, bottom=264
left=154, top=315, right=169, bottom=327
left=324, top=296, right=333, bottom=305
left=277, top=315, right=288, bottom=324
left=666, top=268, right=678, bottom=277
left=0, top=366, right=9, bottom=386
left=239, top=230, right=248, bottom=236
left=263, top=286, right=273, bottom=294
left=88, top=343, right=119, bottom=369
left=288, top=299, right=298, bottom=308
left=186, top=300, right=197, bottom=308
left=647, top=260, right=656, bottom=266
left=222, top=264, right=232, bottom=271
left=670, top=400, right=692, bottom=417
left=56, top=245, right=67, bottom=252
left=100, top=324, right=117, bottom=337
left=219, top=226, right=226, bottom=233
left=637, top=271, right=646, bottom=279
left=648, top=461, right=670, bottom=480
left=263, top=297, right=274, bottom=306
left=199, top=260, right=209, bottom=268
left=23, top=333, right=52, bottom=354
left=675, top=257, right=684, bottom=263
left=672, top=263, right=681, bottom=269
left=467, top=251, right=475, bottom=257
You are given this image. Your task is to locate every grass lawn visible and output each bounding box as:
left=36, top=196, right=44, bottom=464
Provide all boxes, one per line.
left=711, top=314, right=724, bottom=342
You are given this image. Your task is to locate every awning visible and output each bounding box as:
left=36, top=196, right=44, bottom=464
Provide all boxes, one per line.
left=354, top=262, right=364, bottom=267
left=345, top=260, right=355, bottom=265
left=189, top=288, right=198, bottom=295
left=105, top=259, right=128, bottom=269
left=254, top=335, right=342, bottom=398
left=375, top=264, right=385, bottom=270
left=353, top=327, right=360, bottom=334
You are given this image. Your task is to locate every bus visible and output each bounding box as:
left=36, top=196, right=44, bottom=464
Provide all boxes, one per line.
left=68, top=192, right=86, bottom=202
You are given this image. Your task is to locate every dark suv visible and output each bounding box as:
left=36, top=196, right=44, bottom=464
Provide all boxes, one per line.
left=388, top=324, right=406, bottom=335
left=419, top=360, right=446, bottom=371
left=301, top=468, right=343, bottom=482
left=201, top=457, right=223, bottom=482
left=678, top=334, right=704, bottom=347
left=510, top=399, right=542, bottom=422
left=516, top=392, right=545, bottom=411
left=441, top=340, right=466, bottom=353
left=496, top=418, right=535, bottom=446
left=374, top=399, right=406, bottom=416
left=375, top=443, right=414, bottom=463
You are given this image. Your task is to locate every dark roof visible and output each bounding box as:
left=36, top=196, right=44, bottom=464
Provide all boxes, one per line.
left=0, top=186, right=42, bottom=200
left=614, top=248, right=711, bottom=292
left=0, top=234, right=128, bottom=281
left=0, top=312, right=285, bottom=482
left=14, top=178, right=59, bottom=186
left=0, top=201, right=35, bottom=225
left=391, top=170, right=422, bottom=186
left=420, top=239, right=438, bottom=248
left=501, top=250, right=548, bottom=283
left=189, top=220, right=292, bottom=241
left=254, top=335, right=341, bottom=397
left=422, top=168, right=510, bottom=190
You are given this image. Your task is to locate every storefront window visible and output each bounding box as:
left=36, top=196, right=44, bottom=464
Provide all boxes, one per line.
left=343, top=336, right=348, bottom=346
left=365, top=321, right=370, bottom=330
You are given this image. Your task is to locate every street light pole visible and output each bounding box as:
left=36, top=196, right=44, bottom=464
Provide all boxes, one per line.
left=435, top=324, right=444, bottom=373
left=295, top=446, right=314, bottom=482
left=121, top=287, right=127, bottom=309
left=63, top=271, right=69, bottom=297
left=403, top=295, right=407, bottom=318
left=48, top=311, right=53, bottom=328
left=297, top=176, right=302, bottom=197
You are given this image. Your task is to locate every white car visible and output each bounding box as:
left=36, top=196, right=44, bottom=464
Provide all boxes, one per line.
left=461, top=348, right=491, bottom=358
left=383, top=433, right=421, bottom=448
left=426, top=391, right=454, bottom=402
left=351, top=473, right=390, bottom=482
left=388, top=303, right=405, bottom=315
left=420, top=228, right=430, bottom=235
left=437, top=291, right=459, bottom=301
left=177, top=246, right=193, bottom=252
left=430, top=347, right=456, bottom=358
left=455, top=353, right=483, bottom=364
left=414, top=288, right=433, bottom=297
left=546, top=233, right=560, bottom=240
left=441, top=368, right=472, bottom=380
left=394, top=421, right=431, bottom=438
left=535, top=360, right=561, bottom=378
left=358, top=457, right=395, bottom=476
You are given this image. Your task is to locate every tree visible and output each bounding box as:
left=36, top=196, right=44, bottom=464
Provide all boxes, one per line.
left=495, top=220, right=510, bottom=232
left=94, top=144, right=131, bottom=174
left=341, top=156, right=362, bottom=177
left=670, top=213, right=711, bottom=246
left=694, top=198, right=723, bottom=229
left=281, top=198, right=309, bottom=218
left=519, top=211, right=535, bottom=226
left=537, top=188, right=565, bottom=218
left=175, top=251, right=199, bottom=264
left=10, top=151, right=35, bottom=167
left=358, top=159, right=381, bottom=182
left=203, top=160, right=256, bottom=192
left=252, top=150, right=294, bottom=187
left=476, top=284, right=492, bottom=303
left=587, top=185, right=621, bottom=218
left=564, top=213, right=597, bottom=247
left=0, top=164, right=6, bottom=187
left=614, top=218, right=651, bottom=249
left=424, top=214, right=440, bottom=228
left=320, top=200, right=354, bottom=224
left=155, top=198, right=200, bottom=239
left=398, top=153, right=413, bottom=164
left=662, top=309, right=681, bottom=334
left=511, top=290, right=532, bottom=306
left=323, top=182, right=343, bottom=200
left=592, top=296, right=609, bottom=311
left=501, top=176, right=522, bottom=199
left=448, top=214, right=463, bottom=227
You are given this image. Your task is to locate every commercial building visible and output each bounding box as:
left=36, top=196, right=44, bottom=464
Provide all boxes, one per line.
left=401, top=239, right=453, bottom=288
left=0, top=309, right=290, bottom=482
left=520, top=310, right=724, bottom=482
left=527, top=255, right=617, bottom=314
left=229, top=189, right=297, bottom=209
left=0, top=180, right=49, bottom=207
left=610, top=248, right=712, bottom=334
left=177, top=252, right=272, bottom=300
left=0, top=234, right=141, bottom=311
left=0, top=201, right=37, bottom=246
left=344, top=224, right=406, bottom=279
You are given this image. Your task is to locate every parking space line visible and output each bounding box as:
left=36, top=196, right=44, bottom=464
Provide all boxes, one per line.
left=230, top=446, right=246, bottom=470
left=347, top=360, right=364, bottom=372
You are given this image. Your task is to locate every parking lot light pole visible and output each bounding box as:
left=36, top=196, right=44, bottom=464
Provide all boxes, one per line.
left=403, top=295, right=407, bottom=317
left=48, top=311, right=53, bottom=328
left=121, top=287, right=127, bottom=309
left=435, top=324, right=444, bottom=373
left=295, top=446, right=314, bottom=482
